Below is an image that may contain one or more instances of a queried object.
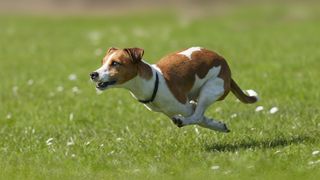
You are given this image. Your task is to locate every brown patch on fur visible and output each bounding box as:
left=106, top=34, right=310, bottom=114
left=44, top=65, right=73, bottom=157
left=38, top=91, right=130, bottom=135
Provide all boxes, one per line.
left=156, top=48, right=231, bottom=104
left=217, top=59, right=231, bottom=101
left=230, top=79, right=257, bottom=103
left=124, top=48, right=144, bottom=64
left=138, top=61, right=153, bottom=80
left=101, top=47, right=118, bottom=64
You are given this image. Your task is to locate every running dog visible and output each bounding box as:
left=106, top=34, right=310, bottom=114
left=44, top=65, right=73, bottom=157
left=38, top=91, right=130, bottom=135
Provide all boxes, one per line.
left=90, top=47, right=258, bottom=132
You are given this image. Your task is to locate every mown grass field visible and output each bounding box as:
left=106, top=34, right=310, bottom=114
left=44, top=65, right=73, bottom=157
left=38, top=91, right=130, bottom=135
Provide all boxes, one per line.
left=0, top=5, right=320, bottom=179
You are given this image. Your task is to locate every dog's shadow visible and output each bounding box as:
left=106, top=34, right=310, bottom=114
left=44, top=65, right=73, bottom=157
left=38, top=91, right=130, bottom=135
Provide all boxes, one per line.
left=205, top=134, right=315, bottom=152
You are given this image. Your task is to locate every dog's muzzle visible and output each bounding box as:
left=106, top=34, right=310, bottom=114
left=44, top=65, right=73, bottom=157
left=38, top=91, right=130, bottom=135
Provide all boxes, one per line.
left=90, top=71, right=116, bottom=90
left=96, top=80, right=117, bottom=90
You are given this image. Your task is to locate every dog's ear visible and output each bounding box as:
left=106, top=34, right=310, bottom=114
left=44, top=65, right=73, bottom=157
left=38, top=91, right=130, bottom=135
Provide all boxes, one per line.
left=124, top=48, right=144, bottom=63
left=107, top=47, right=118, bottom=54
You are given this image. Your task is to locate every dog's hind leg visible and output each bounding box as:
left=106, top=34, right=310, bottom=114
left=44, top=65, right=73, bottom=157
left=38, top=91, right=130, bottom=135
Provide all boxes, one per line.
left=172, top=77, right=230, bottom=132
left=198, top=116, right=230, bottom=132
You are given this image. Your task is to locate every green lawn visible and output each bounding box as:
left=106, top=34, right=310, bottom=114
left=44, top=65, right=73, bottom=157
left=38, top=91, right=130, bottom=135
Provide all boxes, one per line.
left=0, top=5, right=320, bottom=180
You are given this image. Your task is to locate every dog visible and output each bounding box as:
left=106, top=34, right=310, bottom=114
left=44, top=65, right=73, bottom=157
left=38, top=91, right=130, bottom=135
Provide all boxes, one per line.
left=90, top=47, right=258, bottom=132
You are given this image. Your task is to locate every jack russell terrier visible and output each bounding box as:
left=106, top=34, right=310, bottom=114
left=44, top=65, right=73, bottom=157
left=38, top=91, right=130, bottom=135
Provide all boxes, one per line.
left=90, top=47, right=258, bottom=132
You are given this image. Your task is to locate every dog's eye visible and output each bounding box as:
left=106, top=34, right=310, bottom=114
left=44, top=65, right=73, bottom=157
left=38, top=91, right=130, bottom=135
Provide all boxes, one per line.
left=111, top=61, right=121, bottom=67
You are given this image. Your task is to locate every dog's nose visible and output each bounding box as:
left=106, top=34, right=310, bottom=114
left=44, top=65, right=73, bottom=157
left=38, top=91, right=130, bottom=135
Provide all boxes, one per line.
left=90, top=72, right=99, bottom=80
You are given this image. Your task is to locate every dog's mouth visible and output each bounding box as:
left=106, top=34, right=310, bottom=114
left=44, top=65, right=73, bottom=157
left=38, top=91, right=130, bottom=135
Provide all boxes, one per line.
left=96, top=80, right=117, bottom=90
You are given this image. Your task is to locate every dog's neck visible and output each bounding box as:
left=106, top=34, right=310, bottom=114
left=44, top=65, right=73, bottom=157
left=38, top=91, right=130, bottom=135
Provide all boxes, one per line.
left=122, top=61, right=159, bottom=102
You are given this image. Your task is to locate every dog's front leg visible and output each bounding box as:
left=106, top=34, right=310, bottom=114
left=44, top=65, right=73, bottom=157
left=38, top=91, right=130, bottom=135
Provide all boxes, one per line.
left=167, top=101, right=196, bottom=128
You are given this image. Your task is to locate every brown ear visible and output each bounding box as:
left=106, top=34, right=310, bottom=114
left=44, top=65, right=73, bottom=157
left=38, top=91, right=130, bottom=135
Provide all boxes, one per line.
left=107, top=47, right=118, bottom=54
left=124, top=48, right=144, bottom=63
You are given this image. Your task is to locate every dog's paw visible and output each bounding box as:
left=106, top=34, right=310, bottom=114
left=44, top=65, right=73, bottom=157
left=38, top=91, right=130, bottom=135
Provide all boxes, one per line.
left=171, top=116, right=184, bottom=128
left=223, top=124, right=230, bottom=133
left=218, top=121, right=230, bottom=133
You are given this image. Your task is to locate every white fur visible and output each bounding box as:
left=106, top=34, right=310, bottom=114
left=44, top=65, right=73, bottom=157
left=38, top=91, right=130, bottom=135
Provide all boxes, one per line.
left=95, top=52, right=115, bottom=82
left=178, top=47, right=202, bottom=60
left=245, top=89, right=259, bottom=101
left=151, top=64, right=163, bottom=75
left=188, top=66, right=221, bottom=100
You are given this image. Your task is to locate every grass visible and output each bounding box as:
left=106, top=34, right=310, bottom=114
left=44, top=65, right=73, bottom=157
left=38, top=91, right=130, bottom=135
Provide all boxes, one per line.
left=1, top=4, right=320, bottom=179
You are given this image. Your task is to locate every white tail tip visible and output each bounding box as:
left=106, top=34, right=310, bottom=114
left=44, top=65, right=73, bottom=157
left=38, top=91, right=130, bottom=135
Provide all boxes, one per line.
left=245, top=89, right=259, bottom=101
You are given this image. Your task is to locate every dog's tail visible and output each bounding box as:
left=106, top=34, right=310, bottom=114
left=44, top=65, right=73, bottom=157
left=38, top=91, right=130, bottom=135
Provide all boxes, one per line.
left=230, top=78, right=258, bottom=104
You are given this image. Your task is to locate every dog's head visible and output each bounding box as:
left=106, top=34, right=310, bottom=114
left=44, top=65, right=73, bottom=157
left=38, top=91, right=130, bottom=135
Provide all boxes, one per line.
left=90, top=47, right=144, bottom=90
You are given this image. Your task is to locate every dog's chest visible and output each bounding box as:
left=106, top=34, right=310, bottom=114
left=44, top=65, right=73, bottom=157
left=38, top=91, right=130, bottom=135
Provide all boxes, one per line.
left=141, top=73, right=213, bottom=117
left=140, top=74, right=194, bottom=117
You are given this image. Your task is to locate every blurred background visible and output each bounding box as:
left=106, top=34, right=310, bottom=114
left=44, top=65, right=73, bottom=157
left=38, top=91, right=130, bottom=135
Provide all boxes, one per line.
left=0, top=0, right=318, bottom=15
left=1, top=0, right=320, bottom=179
left=1, top=0, right=234, bottom=15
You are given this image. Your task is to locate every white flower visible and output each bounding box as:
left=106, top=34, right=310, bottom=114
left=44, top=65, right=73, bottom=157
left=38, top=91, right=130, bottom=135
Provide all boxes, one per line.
left=215, top=107, right=222, bottom=112
left=85, top=141, right=91, bottom=146
left=194, top=127, right=200, bottom=135
left=46, top=138, right=54, bottom=146
left=308, top=161, right=314, bottom=165
left=6, top=113, right=12, bottom=119
left=68, top=74, right=77, bottom=81
left=132, top=169, right=140, bottom=173
left=274, top=150, right=281, bottom=154
left=307, top=160, right=320, bottom=165
left=71, top=154, right=76, bottom=158
left=312, top=150, right=320, bottom=156
left=107, top=150, right=114, bottom=155
left=116, top=138, right=123, bottom=142
left=230, top=113, right=237, bottom=118
left=269, top=107, right=279, bottom=114
left=56, top=86, right=64, bottom=92
left=12, top=86, right=18, bottom=94
left=67, top=137, right=75, bottom=146
left=27, top=79, right=34, bottom=85
left=255, top=106, right=264, bottom=112
left=69, top=113, right=74, bottom=121
left=211, top=165, right=220, bottom=170
left=72, top=86, right=80, bottom=94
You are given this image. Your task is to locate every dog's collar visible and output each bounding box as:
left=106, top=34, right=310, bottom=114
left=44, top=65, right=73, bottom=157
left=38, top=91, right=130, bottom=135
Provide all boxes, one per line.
left=138, top=72, right=159, bottom=104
